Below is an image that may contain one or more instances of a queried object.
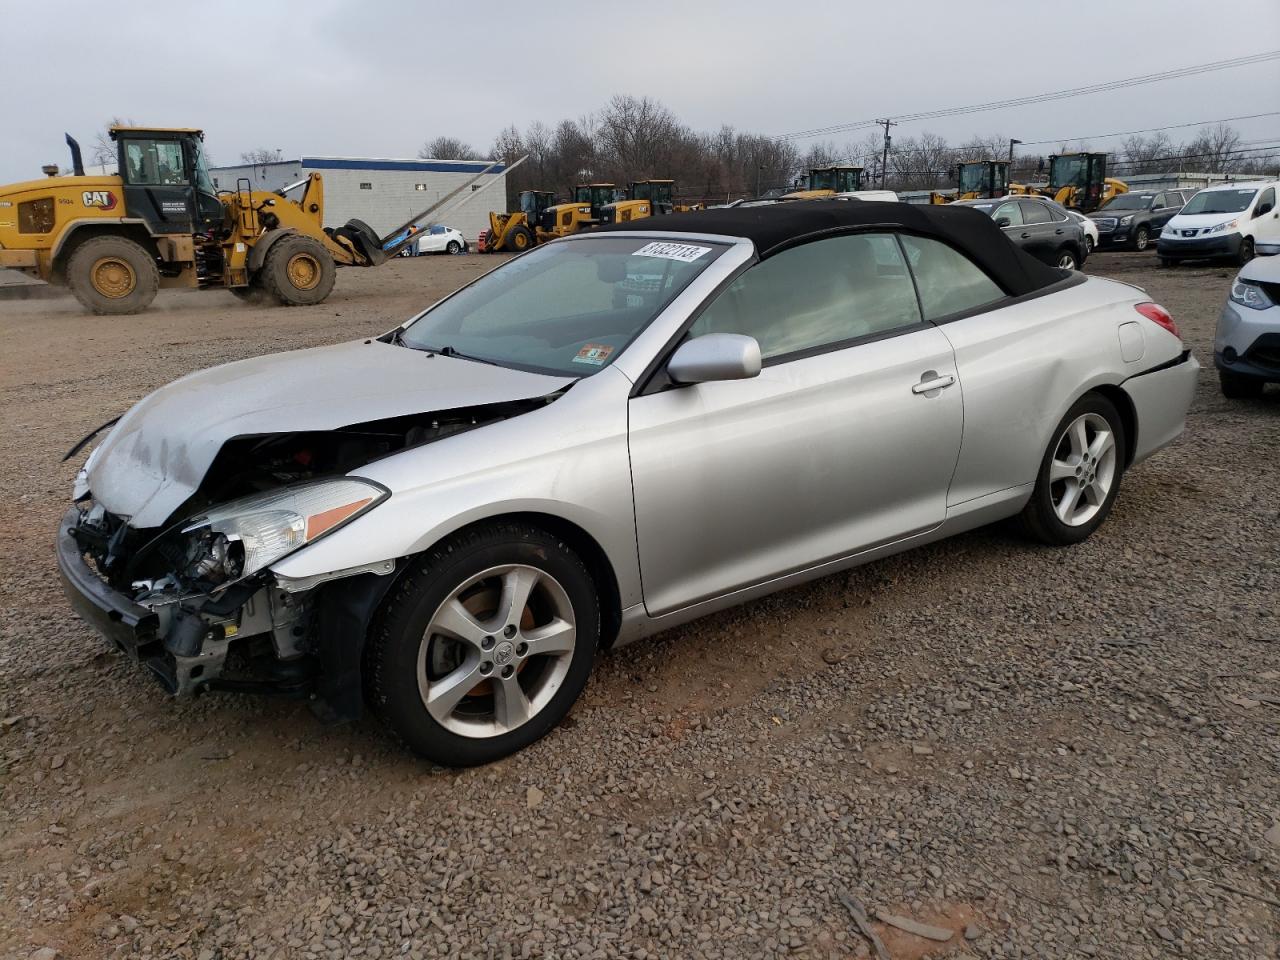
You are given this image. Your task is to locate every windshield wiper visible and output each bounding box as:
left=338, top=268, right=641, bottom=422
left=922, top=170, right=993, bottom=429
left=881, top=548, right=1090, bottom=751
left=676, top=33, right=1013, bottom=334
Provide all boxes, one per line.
left=430, top=345, right=502, bottom=366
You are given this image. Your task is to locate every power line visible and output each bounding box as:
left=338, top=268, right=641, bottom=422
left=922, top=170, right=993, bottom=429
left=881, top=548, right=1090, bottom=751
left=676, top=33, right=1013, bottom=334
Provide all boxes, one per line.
left=776, top=50, right=1280, bottom=141
left=1015, top=111, right=1280, bottom=147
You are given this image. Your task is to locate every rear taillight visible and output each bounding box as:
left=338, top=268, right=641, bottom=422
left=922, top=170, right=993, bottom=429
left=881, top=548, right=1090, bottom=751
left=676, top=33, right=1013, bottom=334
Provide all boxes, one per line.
left=1135, top=301, right=1180, bottom=340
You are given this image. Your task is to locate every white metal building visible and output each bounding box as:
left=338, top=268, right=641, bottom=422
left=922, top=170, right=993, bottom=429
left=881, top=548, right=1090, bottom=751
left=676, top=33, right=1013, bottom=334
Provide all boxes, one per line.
left=208, top=157, right=507, bottom=243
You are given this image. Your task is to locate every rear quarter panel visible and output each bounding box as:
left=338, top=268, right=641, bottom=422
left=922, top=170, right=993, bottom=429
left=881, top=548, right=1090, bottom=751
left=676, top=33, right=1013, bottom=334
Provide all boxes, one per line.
left=941, top=276, right=1180, bottom=507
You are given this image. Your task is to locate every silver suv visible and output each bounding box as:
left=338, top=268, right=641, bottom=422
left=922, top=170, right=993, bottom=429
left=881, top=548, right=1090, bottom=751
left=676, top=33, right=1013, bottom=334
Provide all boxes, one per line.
left=1217, top=253, right=1280, bottom=397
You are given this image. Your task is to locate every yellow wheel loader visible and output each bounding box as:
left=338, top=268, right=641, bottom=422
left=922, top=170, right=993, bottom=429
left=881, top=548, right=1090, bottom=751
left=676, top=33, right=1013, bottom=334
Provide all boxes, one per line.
left=485, top=189, right=555, bottom=252
left=930, top=160, right=1009, bottom=204
left=0, top=127, right=519, bottom=314
left=782, top=166, right=864, bottom=200
left=535, top=183, right=616, bottom=242
left=597, top=179, right=676, bottom=224
left=1009, top=153, right=1126, bottom=212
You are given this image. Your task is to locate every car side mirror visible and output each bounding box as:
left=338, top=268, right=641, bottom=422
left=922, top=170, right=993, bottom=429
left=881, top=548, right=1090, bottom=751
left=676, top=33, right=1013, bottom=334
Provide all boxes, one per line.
left=668, top=333, right=762, bottom=384
left=995, top=216, right=1012, bottom=228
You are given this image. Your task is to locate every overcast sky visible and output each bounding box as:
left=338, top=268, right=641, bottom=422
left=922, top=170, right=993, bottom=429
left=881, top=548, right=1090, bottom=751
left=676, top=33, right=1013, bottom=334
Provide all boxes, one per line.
left=2, top=0, right=1278, bottom=181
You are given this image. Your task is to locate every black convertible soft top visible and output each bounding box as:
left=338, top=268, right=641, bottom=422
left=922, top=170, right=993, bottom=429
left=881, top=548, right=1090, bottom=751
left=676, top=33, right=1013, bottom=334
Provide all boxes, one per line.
left=598, top=199, right=1066, bottom=297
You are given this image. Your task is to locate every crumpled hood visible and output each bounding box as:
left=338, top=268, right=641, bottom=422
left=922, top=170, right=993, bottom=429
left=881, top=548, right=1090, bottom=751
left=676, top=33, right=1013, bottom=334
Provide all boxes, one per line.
left=86, top=339, right=573, bottom=527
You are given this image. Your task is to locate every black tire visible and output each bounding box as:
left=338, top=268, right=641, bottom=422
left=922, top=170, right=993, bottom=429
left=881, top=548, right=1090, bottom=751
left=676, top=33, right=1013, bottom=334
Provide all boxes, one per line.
left=1055, top=247, right=1078, bottom=271
left=65, top=235, right=159, bottom=315
left=364, top=522, right=600, bottom=766
left=1019, top=393, right=1126, bottom=546
left=1158, top=257, right=1177, bottom=268
left=1220, top=369, right=1265, bottom=400
left=1132, top=226, right=1150, bottom=251
left=446, top=240, right=461, bottom=255
left=1084, top=235, right=1094, bottom=255
left=260, top=234, right=336, bottom=306
left=507, top=226, right=535, bottom=252
left=1237, top=236, right=1255, bottom=266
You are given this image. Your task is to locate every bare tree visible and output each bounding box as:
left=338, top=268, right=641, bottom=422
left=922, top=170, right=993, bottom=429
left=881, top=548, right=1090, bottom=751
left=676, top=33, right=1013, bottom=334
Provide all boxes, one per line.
left=88, top=116, right=136, bottom=168
left=418, top=136, right=479, bottom=161
left=1118, top=133, right=1174, bottom=174
left=1183, top=122, right=1243, bottom=173
left=240, top=147, right=283, bottom=165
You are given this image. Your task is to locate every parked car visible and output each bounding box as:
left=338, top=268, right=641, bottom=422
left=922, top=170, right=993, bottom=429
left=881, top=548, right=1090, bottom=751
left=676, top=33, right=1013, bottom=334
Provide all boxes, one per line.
left=1088, top=190, right=1191, bottom=251
left=1158, top=180, right=1280, bottom=265
left=1070, top=210, right=1099, bottom=254
left=417, top=225, right=468, bottom=256
left=399, top=224, right=467, bottom=257
left=1215, top=252, right=1280, bottom=398
left=57, top=201, right=1197, bottom=765
left=954, top=196, right=1089, bottom=270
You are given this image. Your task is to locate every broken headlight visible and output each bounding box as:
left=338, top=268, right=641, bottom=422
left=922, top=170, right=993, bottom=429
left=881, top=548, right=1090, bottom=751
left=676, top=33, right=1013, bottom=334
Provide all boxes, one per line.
left=182, top=478, right=389, bottom=580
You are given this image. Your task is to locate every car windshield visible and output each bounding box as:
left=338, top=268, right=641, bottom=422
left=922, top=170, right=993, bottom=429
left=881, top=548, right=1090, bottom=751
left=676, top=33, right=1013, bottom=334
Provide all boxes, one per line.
left=1101, top=194, right=1155, bottom=210
left=397, top=236, right=728, bottom=375
left=1179, top=188, right=1257, bottom=215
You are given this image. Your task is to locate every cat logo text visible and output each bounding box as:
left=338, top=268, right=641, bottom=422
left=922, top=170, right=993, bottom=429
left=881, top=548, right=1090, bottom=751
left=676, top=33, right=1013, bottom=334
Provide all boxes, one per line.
left=82, top=191, right=118, bottom=211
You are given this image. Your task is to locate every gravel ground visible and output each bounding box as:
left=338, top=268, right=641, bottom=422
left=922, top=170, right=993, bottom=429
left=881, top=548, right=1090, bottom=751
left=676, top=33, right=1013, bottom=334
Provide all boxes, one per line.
left=1, top=251, right=1277, bottom=960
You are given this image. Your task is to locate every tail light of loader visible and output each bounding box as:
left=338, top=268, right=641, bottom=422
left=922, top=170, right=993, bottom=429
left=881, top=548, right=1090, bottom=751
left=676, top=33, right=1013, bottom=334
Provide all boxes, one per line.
left=1134, top=302, right=1180, bottom=341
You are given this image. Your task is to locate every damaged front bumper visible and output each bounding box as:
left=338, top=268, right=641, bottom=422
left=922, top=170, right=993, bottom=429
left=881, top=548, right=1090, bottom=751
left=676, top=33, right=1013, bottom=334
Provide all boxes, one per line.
left=56, top=505, right=393, bottom=715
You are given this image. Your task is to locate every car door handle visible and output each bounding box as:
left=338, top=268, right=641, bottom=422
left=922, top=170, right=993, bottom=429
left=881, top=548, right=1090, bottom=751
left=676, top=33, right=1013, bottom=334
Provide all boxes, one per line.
left=1055, top=228, right=1064, bottom=235
left=1020, top=231, right=1031, bottom=238
left=912, top=374, right=956, bottom=395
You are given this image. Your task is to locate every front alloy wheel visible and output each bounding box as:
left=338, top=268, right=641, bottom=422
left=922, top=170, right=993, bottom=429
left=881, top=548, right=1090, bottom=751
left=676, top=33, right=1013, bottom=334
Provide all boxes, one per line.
left=418, top=564, right=577, bottom=738
left=365, top=522, right=599, bottom=765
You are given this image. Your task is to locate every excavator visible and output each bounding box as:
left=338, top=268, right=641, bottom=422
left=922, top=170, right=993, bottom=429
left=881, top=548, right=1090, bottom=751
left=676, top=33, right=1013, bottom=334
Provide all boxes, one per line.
left=0, top=126, right=520, bottom=314
left=485, top=189, right=556, bottom=252
left=930, top=160, right=1009, bottom=204
left=597, top=180, right=677, bottom=224
left=782, top=166, right=864, bottom=200
left=1009, top=152, right=1127, bottom=213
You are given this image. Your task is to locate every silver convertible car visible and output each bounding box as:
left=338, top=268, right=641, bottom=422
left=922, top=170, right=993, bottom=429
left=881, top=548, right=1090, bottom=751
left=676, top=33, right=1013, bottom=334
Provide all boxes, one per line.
left=58, top=201, right=1198, bottom=765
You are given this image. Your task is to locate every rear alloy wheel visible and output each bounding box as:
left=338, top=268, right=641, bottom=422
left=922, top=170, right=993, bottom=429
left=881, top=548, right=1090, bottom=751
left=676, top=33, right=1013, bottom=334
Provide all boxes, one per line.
left=1133, top=226, right=1150, bottom=251
left=261, top=234, right=336, bottom=306
left=1056, top=248, right=1078, bottom=271
left=1084, top=235, right=1094, bottom=255
left=1220, top=369, right=1265, bottom=400
left=66, top=235, right=160, bottom=315
left=1020, top=394, right=1125, bottom=546
left=365, top=523, right=599, bottom=766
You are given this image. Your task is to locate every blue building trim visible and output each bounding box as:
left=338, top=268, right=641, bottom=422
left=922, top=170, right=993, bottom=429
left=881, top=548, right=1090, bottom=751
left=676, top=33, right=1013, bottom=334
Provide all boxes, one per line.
left=302, top=157, right=505, bottom=174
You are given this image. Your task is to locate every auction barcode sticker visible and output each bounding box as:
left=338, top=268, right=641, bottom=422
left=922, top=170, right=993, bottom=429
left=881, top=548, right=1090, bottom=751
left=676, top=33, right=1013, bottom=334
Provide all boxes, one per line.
left=633, top=241, right=712, bottom=263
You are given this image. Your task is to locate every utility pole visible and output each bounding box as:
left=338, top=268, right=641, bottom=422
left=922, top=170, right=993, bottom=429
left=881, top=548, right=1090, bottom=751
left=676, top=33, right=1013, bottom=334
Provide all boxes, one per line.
left=1008, top=138, right=1021, bottom=167
left=876, top=118, right=896, bottom=189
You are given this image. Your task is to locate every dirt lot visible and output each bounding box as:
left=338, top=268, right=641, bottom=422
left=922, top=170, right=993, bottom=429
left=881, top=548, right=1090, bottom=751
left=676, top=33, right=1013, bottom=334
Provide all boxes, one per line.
left=1, top=251, right=1277, bottom=960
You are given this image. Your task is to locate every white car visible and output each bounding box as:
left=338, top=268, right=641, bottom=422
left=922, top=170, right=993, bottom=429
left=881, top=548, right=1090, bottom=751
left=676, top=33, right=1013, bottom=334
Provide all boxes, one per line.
left=1070, top=210, right=1099, bottom=254
left=1158, top=180, right=1280, bottom=265
left=400, top=225, right=467, bottom=257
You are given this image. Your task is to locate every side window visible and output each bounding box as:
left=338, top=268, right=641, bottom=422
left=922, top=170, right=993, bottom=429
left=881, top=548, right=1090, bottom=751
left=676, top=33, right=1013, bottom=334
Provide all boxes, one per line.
left=899, top=235, right=1006, bottom=322
left=993, top=201, right=1023, bottom=227
left=1152, top=193, right=1167, bottom=208
left=1020, top=201, right=1051, bottom=224
left=688, top=233, right=922, bottom=361
left=123, top=140, right=187, bottom=186
left=1256, top=188, right=1275, bottom=216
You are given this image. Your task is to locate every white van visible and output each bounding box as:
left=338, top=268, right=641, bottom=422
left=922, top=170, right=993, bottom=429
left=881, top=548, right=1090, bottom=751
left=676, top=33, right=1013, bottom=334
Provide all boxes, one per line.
left=1156, top=180, right=1280, bottom=265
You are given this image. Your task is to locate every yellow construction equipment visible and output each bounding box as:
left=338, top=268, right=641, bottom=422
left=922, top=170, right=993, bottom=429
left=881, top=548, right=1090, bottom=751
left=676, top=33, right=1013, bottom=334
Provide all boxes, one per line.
left=930, top=160, right=1010, bottom=204
left=1010, top=152, right=1126, bottom=212
left=534, top=183, right=615, bottom=241
left=486, top=189, right=555, bottom=252
left=0, top=127, right=519, bottom=314
left=597, top=180, right=676, bottom=224
left=782, top=166, right=864, bottom=200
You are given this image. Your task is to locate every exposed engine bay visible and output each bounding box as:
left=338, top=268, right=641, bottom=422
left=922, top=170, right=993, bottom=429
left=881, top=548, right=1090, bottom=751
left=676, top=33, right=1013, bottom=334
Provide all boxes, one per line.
left=62, top=396, right=556, bottom=711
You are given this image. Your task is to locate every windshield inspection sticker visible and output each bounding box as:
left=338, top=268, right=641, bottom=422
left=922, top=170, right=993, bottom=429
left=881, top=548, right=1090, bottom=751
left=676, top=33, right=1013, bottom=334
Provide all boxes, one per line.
left=633, top=241, right=712, bottom=263
left=572, top=343, right=614, bottom=366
